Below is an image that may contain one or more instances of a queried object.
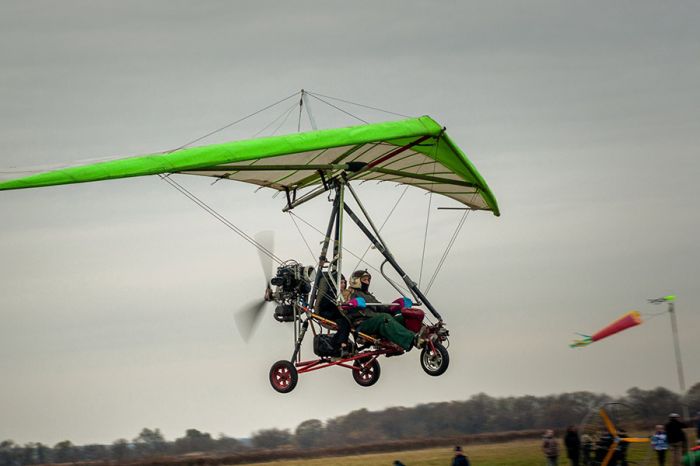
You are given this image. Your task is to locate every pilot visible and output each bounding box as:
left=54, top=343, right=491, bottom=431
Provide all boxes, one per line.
left=345, top=270, right=426, bottom=350
left=317, top=273, right=351, bottom=356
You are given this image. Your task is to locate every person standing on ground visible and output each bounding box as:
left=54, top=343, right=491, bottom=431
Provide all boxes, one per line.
left=452, top=446, right=470, bottom=466
left=565, top=425, right=581, bottom=466
left=581, top=432, right=593, bottom=466
left=665, top=413, right=687, bottom=466
left=652, top=424, right=669, bottom=466
left=543, top=430, right=560, bottom=466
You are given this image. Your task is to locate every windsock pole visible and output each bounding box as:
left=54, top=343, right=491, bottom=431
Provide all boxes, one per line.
left=650, top=295, right=688, bottom=420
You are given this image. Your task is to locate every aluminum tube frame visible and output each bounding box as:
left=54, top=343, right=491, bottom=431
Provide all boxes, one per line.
left=343, top=203, right=442, bottom=321
left=308, top=194, right=340, bottom=308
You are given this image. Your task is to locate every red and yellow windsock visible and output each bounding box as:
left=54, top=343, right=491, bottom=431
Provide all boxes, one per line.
left=570, top=311, right=642, bottom=348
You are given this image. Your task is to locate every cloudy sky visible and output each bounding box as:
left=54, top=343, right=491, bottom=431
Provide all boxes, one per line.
left=1, top=0, right=699, bottom=446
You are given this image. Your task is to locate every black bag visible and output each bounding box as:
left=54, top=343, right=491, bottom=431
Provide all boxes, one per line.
left=313, top=334, right=339, bottom=357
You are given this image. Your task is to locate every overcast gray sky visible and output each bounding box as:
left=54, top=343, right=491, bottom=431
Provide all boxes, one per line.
left=1, top=0, right=699, bottom=446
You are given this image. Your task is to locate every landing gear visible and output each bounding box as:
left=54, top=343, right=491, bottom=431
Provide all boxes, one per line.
left=269, top=360, right=298, bottom=393
left=420, top=342, right=449, bottom=376
left=352, top=357, right=381, bottom=387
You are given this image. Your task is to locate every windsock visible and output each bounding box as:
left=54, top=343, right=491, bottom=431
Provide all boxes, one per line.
left=570, top=311, right=642, bottom=348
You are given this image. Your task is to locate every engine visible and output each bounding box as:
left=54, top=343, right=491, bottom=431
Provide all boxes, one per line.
left=269, top=261, right=314, bottom=322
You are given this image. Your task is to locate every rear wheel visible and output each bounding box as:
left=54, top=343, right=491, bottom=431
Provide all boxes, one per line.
left=352, top=357, right=381, bottom=387
left=269, top=360, right=298, bottom=393
left=420, top=342, right=449, bottom=376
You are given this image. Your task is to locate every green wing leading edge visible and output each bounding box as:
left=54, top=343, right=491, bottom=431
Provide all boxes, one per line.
left=0, top=116, right=499, bottom=215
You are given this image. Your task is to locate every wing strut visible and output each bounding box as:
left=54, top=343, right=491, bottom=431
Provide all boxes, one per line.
left=343, top=183, right=443, bottom=321
left=282, top=134, right=433, bottom=212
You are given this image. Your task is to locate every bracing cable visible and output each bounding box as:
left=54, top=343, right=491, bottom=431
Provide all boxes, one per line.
left=271, top=103, right=299, bottom=136
left=418, top=152, right=439, bottom=288
left=425, top=197, right=477, bottom=294
left=159, top=174, right=282, bottom=265
left=425, top=210, right=469, bottom=294
left=288, top=212, right=317, bottom=263
left=168, top=91, right=300, bottom=152
left=352, top=185, right=409, bottom=272
left=289, top=211, right=410, bottom=296
left=305, top=91, right=413, bottom=119
left=306, top=93, right=369, bottom=124
left=252, top=101, right=300, bottom=138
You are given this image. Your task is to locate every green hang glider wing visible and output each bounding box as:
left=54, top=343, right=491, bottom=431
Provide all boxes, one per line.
left=0, top=116, right=499, bottom=215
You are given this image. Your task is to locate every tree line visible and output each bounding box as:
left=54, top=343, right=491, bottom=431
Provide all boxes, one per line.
left=2, top=383, right=698, bottom=465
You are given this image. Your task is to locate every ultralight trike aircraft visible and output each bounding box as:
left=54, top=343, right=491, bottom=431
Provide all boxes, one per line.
left=0, top=92, right=499, bottom=393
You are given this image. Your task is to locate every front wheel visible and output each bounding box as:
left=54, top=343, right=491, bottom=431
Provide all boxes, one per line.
left=269, top=360, right=298, bottom=393
left=352, top=357, right=381, bottom=387
left=420, top=342, right=449, bottom=376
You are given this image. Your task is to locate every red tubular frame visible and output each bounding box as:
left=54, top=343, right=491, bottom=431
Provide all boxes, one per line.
left=293, top=308, right=447, bottom=378
left=295, top=349, right=394, bottom=374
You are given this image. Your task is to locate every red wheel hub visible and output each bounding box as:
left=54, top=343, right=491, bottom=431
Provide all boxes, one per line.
left=272, top=366, right=292, bottom=389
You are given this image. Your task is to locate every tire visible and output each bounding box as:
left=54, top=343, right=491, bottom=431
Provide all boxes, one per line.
left=420, top=342, right=449, bottom=376
left=269, top=360, right=298, bottom=393
left=352, top=357, right=381, bottom=387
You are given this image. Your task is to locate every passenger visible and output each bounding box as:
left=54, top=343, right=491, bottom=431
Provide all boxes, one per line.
left=343, top=269, right=376, bottom=303
left=344, top=270, right=426, bottom=351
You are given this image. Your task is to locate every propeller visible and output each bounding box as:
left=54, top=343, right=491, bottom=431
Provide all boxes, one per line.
left=234, top=231, right=275, bottom=342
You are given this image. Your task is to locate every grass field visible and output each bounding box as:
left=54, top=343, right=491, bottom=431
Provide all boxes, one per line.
left=238, top=439, right=571, bottom=466
left=234, top=435, right=663, bottom=466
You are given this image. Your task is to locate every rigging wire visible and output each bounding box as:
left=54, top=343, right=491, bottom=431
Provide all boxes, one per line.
left=418, top=189, right=433, bottom=288
left=418, top=143, right=440, bottom=288
left=424, top=194, right=478, bottom=294
left=289, top=211, right=411, bottom=295
left=425, top=210, right=469, bottom=294
left=159, top=174, right=283, bottom=265
left=288, top=212, right=317, bottom=263
left=306, top=93, right=369, bottom=124
left=302, top=91, right=318, bottom=130
left=305, top=91, right=413, bottom=119
left=271, top=103, right=299, bottom=136
left=352, top=185, right=409, bottom=272
left=252, top=101, right=300, bottom=138
left=168, top=91, right=300, bottom=152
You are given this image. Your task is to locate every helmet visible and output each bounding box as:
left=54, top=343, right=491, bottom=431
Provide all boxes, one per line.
left=349, top=270, right=370, bottom=289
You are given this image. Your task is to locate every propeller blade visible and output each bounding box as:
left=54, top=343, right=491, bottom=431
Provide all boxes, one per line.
left=234, top=231, right=275, bottom=341
left=599, top=408, right=618, bottom=437
left=254, top=231, right=275, bottom=282
left=600, top=443, right=616, bottom=466
left=621, top=437, right=651, bottom=443
left=234, top=300, right=268, bottom=342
